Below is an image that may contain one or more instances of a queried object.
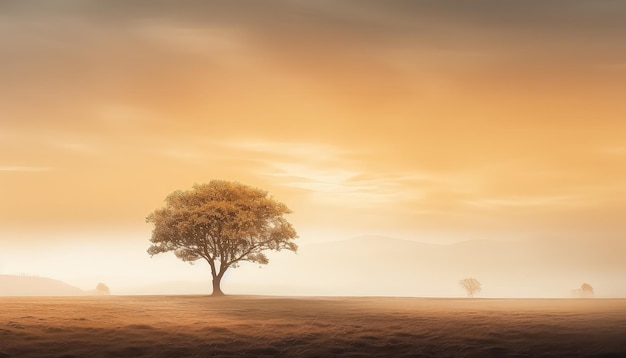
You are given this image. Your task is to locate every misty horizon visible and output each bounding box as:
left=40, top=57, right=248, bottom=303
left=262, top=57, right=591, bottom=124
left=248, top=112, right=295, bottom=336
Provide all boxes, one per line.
left=2, top=234, right=623, bottom=298
left=2, top=1, right=625, bottom=299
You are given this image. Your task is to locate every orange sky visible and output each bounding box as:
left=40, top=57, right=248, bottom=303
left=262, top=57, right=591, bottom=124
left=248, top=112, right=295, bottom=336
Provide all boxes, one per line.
left=1, top=1, right=626, bottom=293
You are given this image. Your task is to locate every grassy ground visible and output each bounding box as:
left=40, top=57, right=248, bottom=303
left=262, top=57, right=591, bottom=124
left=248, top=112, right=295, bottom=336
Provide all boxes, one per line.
left=1, top=296, right=625, bottom=357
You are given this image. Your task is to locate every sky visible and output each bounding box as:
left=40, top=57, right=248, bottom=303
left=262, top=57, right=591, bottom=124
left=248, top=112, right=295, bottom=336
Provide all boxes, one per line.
left=1, top=1, right=626, bottom=295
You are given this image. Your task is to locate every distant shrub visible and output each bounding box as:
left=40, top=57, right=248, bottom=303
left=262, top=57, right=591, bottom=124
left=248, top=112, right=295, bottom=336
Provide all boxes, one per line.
left=580, top=282, right=594, bottom=296
left=459, top=278, right=482, bottom=298
left=571, top=283, right=594, bottom=298
left=96, top=283, right=110, bottom=295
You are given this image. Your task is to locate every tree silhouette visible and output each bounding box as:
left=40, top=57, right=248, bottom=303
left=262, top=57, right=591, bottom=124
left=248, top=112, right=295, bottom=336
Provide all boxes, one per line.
left=147, top=180, right=298, bottom=296
left=96, top=283, right=110, bottom=295
left=581, top=282, right=594, bottom=296
left=459, top=277, right=482, bottom=298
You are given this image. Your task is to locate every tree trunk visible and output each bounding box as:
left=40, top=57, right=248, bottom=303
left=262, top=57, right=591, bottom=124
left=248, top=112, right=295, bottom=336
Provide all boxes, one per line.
left=211, top=276, right=224, bottom=296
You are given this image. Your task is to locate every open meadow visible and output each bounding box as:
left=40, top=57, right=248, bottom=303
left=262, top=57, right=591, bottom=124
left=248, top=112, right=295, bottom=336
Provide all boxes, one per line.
left=1, top=296, right=625, bottom=357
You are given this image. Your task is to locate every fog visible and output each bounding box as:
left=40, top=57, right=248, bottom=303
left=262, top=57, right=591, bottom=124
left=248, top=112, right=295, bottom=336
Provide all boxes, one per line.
left=2, top=233, right=624, bottom=298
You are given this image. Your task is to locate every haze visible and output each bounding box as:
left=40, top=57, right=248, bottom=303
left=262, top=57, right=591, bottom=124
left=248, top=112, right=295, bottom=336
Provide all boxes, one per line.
left=1, top=1, right=625, bottom=297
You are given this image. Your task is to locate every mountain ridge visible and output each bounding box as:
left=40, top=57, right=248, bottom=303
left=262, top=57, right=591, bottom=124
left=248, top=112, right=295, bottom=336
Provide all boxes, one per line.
left=0, top=274, right=85, bottom=296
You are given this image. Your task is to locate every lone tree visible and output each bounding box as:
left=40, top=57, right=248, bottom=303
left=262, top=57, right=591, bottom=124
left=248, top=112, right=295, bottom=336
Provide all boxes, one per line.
left=146, top=180, right=298, bottom=296
left=459, top=277, right=482, bottom=298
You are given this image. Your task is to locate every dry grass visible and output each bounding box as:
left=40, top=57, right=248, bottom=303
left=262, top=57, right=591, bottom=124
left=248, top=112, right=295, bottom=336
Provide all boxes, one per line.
left=1, top=296, right=625, bottom=357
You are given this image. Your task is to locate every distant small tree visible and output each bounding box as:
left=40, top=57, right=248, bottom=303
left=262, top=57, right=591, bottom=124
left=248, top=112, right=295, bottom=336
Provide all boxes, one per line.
left=96, top=283, right=110, bottom=295
left=147, top=180, right=298, bottom=296
left=459, top=278, right=482, bottom=298
left=581, top=282, right=594, bottom=296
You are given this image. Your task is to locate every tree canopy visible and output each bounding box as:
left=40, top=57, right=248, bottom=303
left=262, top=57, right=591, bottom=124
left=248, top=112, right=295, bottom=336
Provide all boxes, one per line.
left=96, top=283, right=110, bottom=295
left=146, top=180, right=298, bottom=295
left=581, top=282, right=594, bottom=296
left=459, top=277, right=482, bottom=298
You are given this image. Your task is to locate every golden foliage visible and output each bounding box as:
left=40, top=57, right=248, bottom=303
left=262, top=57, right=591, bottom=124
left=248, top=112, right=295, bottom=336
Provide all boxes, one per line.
left=146, top=180, right=298, bottom=294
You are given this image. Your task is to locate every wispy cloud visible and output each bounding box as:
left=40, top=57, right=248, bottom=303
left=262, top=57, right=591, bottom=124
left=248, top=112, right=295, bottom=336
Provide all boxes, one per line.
left=225, top=140, right=455, bottom=208
left=465, top=195, right=579, bottom=209
left=597, top=146, right=626, bottom=155
left=0, top=166, right=51, bottom=172
left=226, top=140, right=346, bottom=162
left=55, top=142, right=95, bottom=154
left=133, top=22, right=248, bottom=58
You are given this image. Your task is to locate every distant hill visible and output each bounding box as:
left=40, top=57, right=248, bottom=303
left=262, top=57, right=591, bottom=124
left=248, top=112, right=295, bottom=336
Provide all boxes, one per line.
left=0, top=275, right=84, bottom=296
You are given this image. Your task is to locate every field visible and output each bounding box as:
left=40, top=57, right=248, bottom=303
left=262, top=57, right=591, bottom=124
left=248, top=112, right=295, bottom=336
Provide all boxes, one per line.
left=1, top=296, right=625, bottom=357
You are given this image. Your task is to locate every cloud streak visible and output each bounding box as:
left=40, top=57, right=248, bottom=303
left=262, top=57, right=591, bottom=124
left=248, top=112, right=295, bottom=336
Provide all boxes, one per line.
left=0, top=166, right=51, bottom=172
left=1, top=1, right=626, bottom=242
